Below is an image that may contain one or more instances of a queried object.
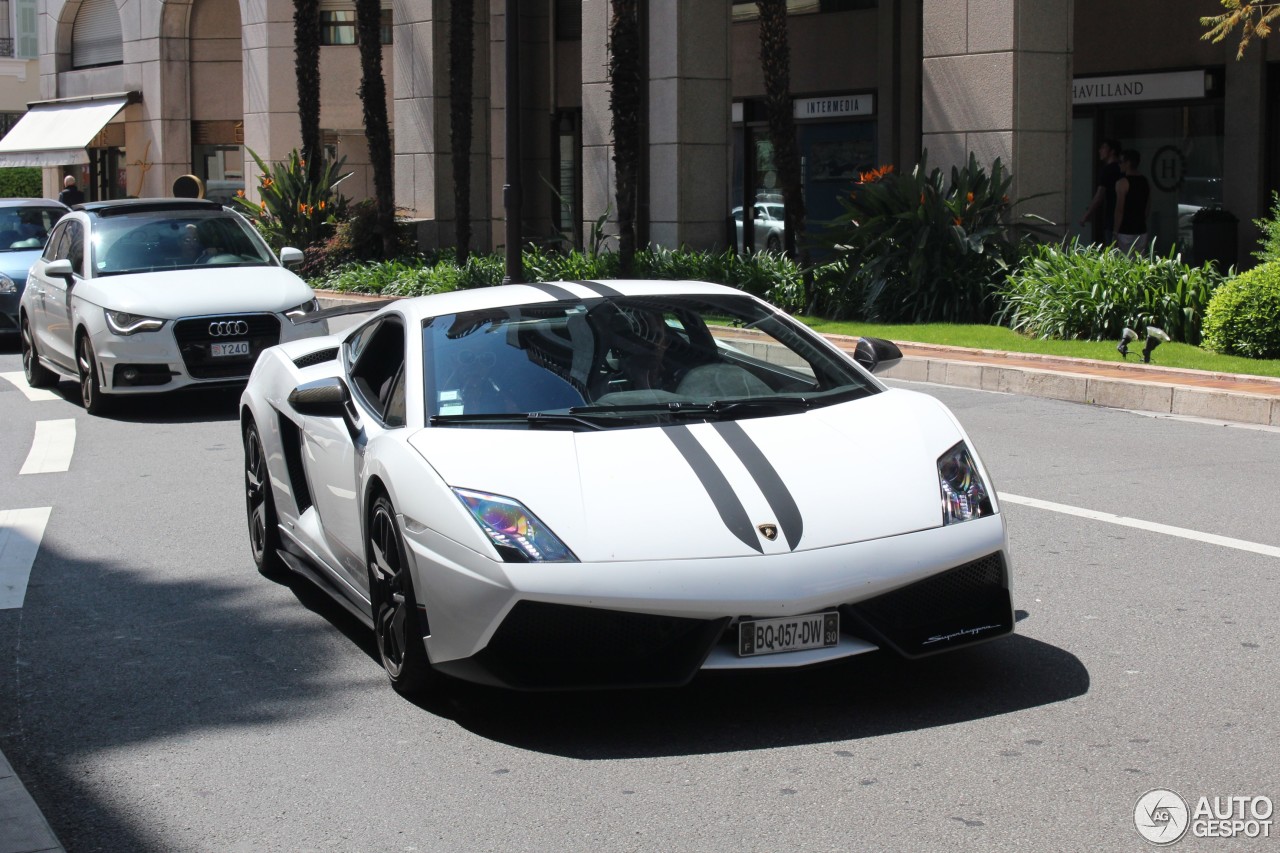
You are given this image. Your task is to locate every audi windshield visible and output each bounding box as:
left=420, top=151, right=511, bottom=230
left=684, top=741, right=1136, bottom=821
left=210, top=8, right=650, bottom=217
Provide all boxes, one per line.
left=90, top=210, right=276, bottom=277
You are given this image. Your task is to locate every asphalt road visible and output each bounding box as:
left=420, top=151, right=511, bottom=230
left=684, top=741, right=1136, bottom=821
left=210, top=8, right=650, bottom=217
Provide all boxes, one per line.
left=1, top=341, right=1277, bottom=852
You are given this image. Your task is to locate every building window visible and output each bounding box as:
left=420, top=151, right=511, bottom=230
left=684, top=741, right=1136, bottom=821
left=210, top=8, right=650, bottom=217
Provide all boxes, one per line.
left=320, top=9, right=392, bottom=46
left=555, top=0, right=581, bottom=41
left=71, top=0, right=124, bottom=68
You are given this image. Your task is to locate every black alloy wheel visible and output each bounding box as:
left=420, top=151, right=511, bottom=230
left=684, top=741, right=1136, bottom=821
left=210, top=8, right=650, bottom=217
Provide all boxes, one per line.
left=368, top=494, right=436, bottom=696
left=20, top=317, right=58, bottom=388
left=76, top=333, right=110, bottom=415
left=243, top=420, right=286, bottom=579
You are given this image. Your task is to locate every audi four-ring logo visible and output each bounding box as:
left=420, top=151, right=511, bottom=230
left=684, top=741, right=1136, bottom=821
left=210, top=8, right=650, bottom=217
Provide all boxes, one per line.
left=209, top=320, right=250, bottom=337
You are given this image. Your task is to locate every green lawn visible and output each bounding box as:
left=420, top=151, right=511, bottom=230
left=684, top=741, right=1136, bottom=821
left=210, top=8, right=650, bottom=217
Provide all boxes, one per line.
left=796, top=319, right=1280, bottom=379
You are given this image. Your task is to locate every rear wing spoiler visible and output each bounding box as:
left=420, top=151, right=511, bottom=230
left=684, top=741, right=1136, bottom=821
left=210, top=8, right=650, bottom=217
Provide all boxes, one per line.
left=299, top=299, right=398, bottom=325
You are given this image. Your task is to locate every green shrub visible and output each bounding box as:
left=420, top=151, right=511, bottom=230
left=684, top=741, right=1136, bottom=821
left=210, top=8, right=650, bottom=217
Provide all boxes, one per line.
left=818, top=152, right=1041, bottom=324
left=1202, top=261, right=1280, bottom=358
left=996, top=239, right=1222, bottom=343
left=233, top=148, right=350, bottom=251
left=300, top=198, right=415, bottom=276
left=310, top=245, right=805, bottom=302
left=0, top=168, right=43, bottom=198
left=1254, top=191, right=1280, bottom=264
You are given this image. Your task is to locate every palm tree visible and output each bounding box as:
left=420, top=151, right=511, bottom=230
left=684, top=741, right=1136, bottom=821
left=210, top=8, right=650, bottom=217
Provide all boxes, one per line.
left=293, top=0, right=322, bottom=186
left=609, top=0, right=641, bottom=276
left=756, top=0, right=805, bottom=259
left=450, top=0, right=475, bottom=264
left=356, top=0, right=396, bottom=257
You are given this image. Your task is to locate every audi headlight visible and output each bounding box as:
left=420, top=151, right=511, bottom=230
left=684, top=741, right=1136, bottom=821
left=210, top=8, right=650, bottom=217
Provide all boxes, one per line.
left=0, top=273, right=15, bottom=294
left=285, top=298, right=320, bottom=323
left=105, top=310, right=165, bottom=336
left=938, top=441, right=994, bottom=525
left=453, top=488, right=577, bottom=563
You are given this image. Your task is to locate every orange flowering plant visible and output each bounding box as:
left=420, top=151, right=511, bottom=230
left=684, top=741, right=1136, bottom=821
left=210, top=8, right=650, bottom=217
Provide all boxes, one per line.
left=233, top=148, right=351, bottom=252
left=817, top=151, right=1049, bottom=323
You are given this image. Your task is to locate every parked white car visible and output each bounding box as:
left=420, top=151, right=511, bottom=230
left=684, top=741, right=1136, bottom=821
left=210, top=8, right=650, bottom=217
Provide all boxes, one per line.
left=240, top=280, right=1013, bottom=696
left=732, top=202, right=785, bottom=253
left=19, top=198, right=324, bottom=414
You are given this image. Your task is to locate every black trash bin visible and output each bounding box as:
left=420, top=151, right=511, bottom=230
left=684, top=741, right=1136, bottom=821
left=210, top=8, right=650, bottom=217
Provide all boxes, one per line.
left=1191, top=206, right=1238, bottom=272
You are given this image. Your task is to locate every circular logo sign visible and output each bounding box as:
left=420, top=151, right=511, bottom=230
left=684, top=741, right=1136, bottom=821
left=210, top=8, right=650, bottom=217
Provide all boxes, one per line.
left=1135, top=789, right=1190, bottom=845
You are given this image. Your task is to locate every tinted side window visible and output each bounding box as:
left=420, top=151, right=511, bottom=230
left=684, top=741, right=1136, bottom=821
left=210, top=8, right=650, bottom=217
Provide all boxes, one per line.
left=66, top=221, right=85, bottom=276
left=349, top=318, right=406, bottom=425
left=42, top=222, right=68, bottom=262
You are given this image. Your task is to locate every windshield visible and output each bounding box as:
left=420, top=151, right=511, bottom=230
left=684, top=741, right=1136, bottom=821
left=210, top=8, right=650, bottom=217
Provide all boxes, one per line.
left=423, top=293, right=879, bottom=428
left=90, top=210, right=276, bottom=276
left=0, top=207, right=64, bottom=252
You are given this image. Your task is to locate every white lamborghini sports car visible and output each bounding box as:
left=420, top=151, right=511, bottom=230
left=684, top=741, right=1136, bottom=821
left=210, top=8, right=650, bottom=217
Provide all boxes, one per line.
left=240, top=280, right=1013, bottom=695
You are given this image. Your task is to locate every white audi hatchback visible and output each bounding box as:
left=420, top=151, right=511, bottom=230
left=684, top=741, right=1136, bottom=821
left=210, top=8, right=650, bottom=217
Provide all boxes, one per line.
left=19, top=198, right=325, bottom=414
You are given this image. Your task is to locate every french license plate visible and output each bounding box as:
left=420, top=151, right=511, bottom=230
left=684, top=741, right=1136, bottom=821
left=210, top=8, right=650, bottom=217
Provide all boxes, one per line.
left=210, top=341, right=250, bottom=358
left=738, top=612, right=840, bottom=657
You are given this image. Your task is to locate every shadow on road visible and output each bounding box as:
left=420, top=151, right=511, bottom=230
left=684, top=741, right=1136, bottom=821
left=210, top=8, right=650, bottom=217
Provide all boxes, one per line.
left=440, top=630, right=1088, bottom=759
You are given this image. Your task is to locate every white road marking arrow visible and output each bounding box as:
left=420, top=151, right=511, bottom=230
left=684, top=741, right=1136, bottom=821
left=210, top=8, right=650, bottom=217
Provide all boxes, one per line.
left=0, top=507, right=53, bottom=609
left=20, top=419, right=76, bottom=475
left=1, top=372, right=61, bottom=402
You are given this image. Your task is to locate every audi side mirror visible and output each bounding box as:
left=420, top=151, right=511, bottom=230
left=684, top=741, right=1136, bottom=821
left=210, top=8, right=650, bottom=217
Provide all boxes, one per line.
left=279, top=247, right=304, bottom=268
left=44, top=258, right=74, bottom=282
left=853, top=337, right=903, bottom=375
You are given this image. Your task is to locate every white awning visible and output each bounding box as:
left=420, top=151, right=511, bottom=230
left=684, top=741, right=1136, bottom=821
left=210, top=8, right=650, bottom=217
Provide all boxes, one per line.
left=0, top=94, right=134, bottom=168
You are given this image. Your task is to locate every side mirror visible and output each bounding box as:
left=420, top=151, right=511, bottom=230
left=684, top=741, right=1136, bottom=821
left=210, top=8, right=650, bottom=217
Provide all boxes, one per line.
left=279, top=247, right=304, bottom=268
left=289, top=377, right=362, bottom=443
left=853, top=337, right=903, bottom=375
left=44, top=258, right=74, bottom=282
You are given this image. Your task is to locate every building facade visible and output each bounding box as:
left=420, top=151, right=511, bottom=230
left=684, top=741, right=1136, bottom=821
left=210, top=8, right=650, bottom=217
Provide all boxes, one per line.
left=1, top=0, right=1274, bottom=266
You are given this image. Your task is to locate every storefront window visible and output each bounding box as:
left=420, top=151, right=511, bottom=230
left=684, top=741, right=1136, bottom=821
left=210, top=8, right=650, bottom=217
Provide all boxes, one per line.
left=1073, top=102, right=1224, bottom=254
left=194, top=144, right=245, bottom=205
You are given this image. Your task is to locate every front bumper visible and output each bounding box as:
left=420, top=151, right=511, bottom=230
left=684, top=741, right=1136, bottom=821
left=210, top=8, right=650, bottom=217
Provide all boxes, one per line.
left=91, top=313, right=326, bottom=394
left=409, top=513, right=1013, bottom=689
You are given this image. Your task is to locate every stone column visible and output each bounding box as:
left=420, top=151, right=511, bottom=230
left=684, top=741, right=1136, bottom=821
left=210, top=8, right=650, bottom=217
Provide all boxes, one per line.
left=241, top=0, right=301, bottom=201
left=646, top=0, right=731, bottom=250
left=921, top=0, right=1072, bottom=230
left=1223, top=44, right=1266, bottom=262
left=579, top=0, right=614, bottom=245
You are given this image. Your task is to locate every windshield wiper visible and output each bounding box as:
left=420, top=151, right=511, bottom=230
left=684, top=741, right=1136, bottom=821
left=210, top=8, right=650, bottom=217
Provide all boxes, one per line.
left=430, top=412, right=608, bottom=430
left=570, top=397, right=814, bottom=420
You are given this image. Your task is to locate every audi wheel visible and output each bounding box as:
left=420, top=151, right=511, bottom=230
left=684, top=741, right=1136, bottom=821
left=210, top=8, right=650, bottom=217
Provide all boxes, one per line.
left=21, top=316, right=58, bottom=389
left=367, top=493, right=437, bottom=697
left=244, top=419, right=287, bottom=579
left=76, top=333, right=111, bottom=415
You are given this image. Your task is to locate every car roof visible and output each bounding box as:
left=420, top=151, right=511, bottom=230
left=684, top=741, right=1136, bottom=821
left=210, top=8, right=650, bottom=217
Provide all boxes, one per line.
left=77, top=198, right=225, bottom=218
left=0, top=198, right=69, bottom=210
left=390, top=280, right=754, bottom=323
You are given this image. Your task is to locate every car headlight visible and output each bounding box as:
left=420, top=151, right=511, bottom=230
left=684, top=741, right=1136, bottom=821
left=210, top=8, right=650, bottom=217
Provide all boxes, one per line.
left=938, top=441, right=994, bottom=525
left=453, top=488, right=577, bottom=563
left=104, top=310, right=165, bottom=336
left=284, top=298, right=319, bottom=323
left=0, top=273, right=15, bottom=294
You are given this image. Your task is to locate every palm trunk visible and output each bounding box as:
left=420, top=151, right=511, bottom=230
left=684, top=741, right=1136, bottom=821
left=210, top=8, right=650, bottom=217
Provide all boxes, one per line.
left=450, top=0, right=475, bottom=265
left=293, top=0, right=322, bottom=186
left=609, top=0, right=641, bottom=276
left=756, top=0, right=805, bottom=260
left=356, top=0, right=396, bottom=258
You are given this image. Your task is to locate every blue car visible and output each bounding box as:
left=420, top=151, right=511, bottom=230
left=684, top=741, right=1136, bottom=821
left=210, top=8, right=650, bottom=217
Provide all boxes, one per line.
left=0, top=198, right=69, bottom=337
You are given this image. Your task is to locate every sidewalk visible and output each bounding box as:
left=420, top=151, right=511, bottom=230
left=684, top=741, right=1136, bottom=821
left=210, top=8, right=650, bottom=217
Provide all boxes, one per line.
left=0, top=749, right=63, bottom=853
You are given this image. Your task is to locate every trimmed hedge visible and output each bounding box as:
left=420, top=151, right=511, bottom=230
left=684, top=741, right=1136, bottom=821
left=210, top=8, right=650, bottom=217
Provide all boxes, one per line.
left=0, top=168, right=43, bottom=198
left=1202, top=262, right=1280, bottom=359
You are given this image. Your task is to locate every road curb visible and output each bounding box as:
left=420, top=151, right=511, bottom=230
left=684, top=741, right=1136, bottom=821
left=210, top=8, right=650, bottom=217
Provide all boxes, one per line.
left=0, top=748, right=65, bottom=853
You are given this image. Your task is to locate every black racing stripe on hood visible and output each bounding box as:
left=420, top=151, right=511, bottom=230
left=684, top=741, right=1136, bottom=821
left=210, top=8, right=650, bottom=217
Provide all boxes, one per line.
left=526, top=282, right=580, bottom=301
left=664, top=425, right=763, bottom=554
left=713, top=421, right=804, bottom=551
left=572, top=280, right=624, bottom=298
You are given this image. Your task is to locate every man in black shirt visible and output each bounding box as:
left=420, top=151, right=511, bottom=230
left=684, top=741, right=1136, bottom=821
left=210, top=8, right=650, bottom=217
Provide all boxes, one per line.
left=1080, top=138, right=1122, bottom=244
left=57, top=175, right=85, bottom=207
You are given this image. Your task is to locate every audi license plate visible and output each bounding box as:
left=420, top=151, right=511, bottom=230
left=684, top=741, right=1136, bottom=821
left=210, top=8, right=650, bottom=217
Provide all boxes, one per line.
left=210, top=341, right=251, bottom=358
left=738, top=612, right=839, bottom=657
